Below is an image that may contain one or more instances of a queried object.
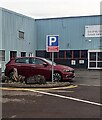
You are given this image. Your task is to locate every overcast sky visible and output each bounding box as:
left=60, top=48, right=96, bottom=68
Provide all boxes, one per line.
left=0, top=0, right=102, bottom=19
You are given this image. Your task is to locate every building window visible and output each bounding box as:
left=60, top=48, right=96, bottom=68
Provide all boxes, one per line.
left=88, top=50, right=102, bottom=69
left=21, top=52, right=26, bottom=57
left=81, top=50, right=87, bottom=58
left=19, top=31, right=24, bottom=39
left=36, top=50, right=45, bottom=58
left=54, top=53, right=58, bottom=58
left=97, top=62, right=102, bottom=68
left=98, top=52, right=102, bottom=61
left=10, top=51, right=17, bottom=59
left=73, top=50, right=80, bottom=58
left=90, top=52, right=96, bottom=61
left=0, top=50, right=5, bottom=61
left=45, top=52, right=50, bottom=58
left=89, top=62, right=96, bottom=67
left=66, top=50, right=72, bottom=59
left=59, top=50, right=65, bottom=58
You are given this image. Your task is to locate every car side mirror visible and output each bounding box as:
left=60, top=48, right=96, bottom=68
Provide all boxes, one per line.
left=43, top=62, right=48, bottom=67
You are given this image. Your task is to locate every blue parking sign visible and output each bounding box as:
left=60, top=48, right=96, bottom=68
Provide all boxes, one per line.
left=46, top=35, right=59, bottom=52
left=48, top=36, right=58, bottom=46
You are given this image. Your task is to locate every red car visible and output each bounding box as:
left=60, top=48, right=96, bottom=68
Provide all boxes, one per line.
left=5, top=57, right=75, bottom=82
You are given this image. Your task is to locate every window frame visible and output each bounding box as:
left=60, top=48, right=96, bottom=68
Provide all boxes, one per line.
left=19, top=31, right=24, bottom=39
left=10, top=51, right=17, bottom=59
left=0, top=50, right=5, bottom=61
left=21, top=52, right=26, bottom=57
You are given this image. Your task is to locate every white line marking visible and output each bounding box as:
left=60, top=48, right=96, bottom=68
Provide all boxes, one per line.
left=10, top=115, right=16, bottom=118
left=27, top=89, right=102, bottom=107
left=79, top=84, right=101, bottom=87
left=2, top=87, right=102, bottom=107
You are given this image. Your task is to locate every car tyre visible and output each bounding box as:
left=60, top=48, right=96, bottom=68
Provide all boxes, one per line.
left=9, top=71, right=14, bottom=81
left=53, top=72, right=62, bottom=82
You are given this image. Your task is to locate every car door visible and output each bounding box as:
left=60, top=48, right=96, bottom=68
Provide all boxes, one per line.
left=33, top=58, right=51, bottom=79
left=28, top=58, right=36, bottom=76
left=15, top=58, right=33, bottom=77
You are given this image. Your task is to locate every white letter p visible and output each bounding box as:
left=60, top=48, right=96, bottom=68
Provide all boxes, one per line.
left=49, top=37, right=56, bottom=46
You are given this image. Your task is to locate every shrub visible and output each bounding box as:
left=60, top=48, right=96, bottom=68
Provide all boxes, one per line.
left=1, top=75, right=10, bottom=83
left=25, top=75, right=46, bottom=84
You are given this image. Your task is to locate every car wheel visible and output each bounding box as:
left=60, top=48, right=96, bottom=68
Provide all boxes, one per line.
left=53, top=72, right=62, bottom=82
left=25, top=78, right=29, bottom=84
left=9, top=71, right=14, bottom=81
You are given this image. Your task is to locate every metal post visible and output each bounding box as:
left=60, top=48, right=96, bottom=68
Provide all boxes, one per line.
left=52, top=52, right=54, bottom=83
left=0, top=64, right=2, bottom=120
left=0, top=64, right=1, bottom=83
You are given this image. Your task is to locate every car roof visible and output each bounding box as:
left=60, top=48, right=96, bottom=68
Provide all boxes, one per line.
left=12, top=56, right=45, bottom=60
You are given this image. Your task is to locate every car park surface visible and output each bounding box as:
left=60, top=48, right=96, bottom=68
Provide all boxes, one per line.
left=1, top=69, right=101, bottom=119
left=2, top=85, right=101, bottom=118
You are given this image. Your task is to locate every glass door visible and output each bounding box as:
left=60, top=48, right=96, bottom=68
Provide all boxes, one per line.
left=97, top=52, right=102, bottom=68
left=88, top=50, right=102, bottom=69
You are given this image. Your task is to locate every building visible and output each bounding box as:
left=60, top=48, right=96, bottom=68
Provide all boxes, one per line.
left=0, top=8, right=37, bottom=71
left=0, top=7, right=102, bottom=71
left=36, top=16, right=102, bottom=69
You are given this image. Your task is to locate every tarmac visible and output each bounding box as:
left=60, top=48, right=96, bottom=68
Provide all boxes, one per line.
left=75, top=68, right=101, bottom=80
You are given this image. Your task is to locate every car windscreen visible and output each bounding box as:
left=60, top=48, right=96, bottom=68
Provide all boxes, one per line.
left=42, top=58, right=56, bottom=65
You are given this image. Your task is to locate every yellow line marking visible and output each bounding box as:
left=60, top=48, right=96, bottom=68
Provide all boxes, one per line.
left=37, top=85, right=78, bottom=91
left=0, top=85, right=78, bottom=91
left=0, top=87, right=26, bottom=91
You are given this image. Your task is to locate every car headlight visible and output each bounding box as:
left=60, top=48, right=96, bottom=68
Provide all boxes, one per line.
left=63, top=69, right=70, bottom=72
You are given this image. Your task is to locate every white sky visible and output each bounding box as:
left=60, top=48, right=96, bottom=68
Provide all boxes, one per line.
left=0, top=0, right=102, bottom=19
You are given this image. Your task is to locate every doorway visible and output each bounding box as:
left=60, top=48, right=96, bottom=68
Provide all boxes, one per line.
left=88, top=50, right=102, bottom=69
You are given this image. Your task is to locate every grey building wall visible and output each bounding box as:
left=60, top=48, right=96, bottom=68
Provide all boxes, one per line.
left=2, top=8, right=37, bottom=54
left=36, top=15, right=100, bottom=51
left=1, top=8, right=37, bottom=71
left=0, top=8, right=2, bottom=49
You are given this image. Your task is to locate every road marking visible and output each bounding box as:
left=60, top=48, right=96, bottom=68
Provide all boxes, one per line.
left=1, top=86, right=102, bottom=107
left=37, top=85, right=78, bottom=91
left=47, top=90, right=74, bottom=93
left=0, top=87, right=27, bottom=91
left=10, top=115, right=16, bottom=118
left=0, top=87, right=74, bottom=93
left=27, top=89, right=102, bottom=107
left=0, top=85, right=78, bottom=91
left=79, top=84, right=101, bottom=87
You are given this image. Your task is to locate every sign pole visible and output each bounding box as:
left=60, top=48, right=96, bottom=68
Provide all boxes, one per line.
left=52, top=52, right=54, bottom=83
left=46, top=35, right=59, bottom=83
left=0, top=64, right=1, bottom=83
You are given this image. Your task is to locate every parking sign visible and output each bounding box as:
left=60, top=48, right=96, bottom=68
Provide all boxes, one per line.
left=46, top=35, right=59, bottom=52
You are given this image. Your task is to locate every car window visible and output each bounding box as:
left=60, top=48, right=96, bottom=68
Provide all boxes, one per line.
left=35, top=59, right=44, bottom=65
left=29, top=58, right=35, bottom=64
left=29, top=58, right=44, bottom=65
left=15, top=58, right=29, bottom=64
left=43, top=58, right=56, bottom=65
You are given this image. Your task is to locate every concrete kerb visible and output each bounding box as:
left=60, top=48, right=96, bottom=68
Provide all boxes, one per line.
left=1, top=82, right=71, bottom=88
